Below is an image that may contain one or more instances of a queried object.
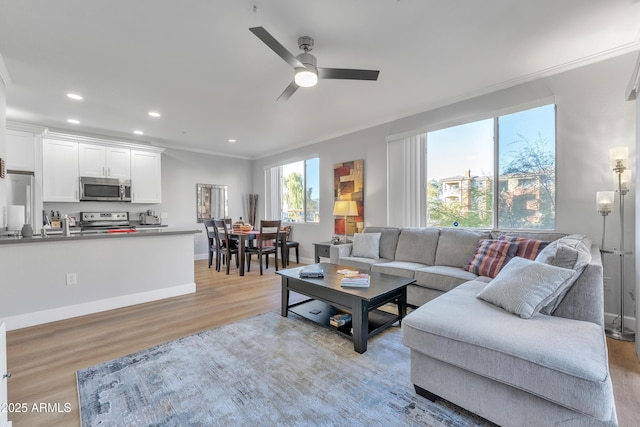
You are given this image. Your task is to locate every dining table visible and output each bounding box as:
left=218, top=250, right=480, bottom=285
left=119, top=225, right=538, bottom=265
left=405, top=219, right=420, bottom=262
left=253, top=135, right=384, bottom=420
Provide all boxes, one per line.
left=222, top=229, right=288, bottom=276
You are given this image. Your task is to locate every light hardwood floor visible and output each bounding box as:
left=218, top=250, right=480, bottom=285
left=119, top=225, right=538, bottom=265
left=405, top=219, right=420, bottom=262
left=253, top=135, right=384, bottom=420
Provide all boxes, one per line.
left=5, top=259, right=640, bottom=426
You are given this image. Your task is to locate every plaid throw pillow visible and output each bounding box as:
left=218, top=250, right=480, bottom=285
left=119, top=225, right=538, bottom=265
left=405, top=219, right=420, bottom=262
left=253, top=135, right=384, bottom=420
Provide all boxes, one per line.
left=498, top=235, right=550, bottom=260
left=464, top=239, right=518, bottom=278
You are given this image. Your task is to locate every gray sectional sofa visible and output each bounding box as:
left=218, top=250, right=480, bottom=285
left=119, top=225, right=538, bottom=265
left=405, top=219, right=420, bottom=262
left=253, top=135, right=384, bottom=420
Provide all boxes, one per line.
left=329, top=226, right=568, bottom=306
left=329, top=226, right=617, bottom=426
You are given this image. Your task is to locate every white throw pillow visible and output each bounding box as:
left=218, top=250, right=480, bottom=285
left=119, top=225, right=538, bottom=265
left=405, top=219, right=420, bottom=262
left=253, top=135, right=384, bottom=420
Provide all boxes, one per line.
left=351, top=232, right=381, bottom=259
left=477, top=257, right=576, bottom=319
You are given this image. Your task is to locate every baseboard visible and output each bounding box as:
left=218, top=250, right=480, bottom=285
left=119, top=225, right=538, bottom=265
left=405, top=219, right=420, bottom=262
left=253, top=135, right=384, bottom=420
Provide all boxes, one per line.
left=3, top=283, right=196, bottom=331
left=194, top=252, right=208, bottom=261
left=604, top=312, right=637, bottom=332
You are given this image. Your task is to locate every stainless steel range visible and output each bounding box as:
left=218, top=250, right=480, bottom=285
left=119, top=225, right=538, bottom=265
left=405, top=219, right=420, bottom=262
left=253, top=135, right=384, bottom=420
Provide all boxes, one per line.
left=80, top=211, right=132, bottom=230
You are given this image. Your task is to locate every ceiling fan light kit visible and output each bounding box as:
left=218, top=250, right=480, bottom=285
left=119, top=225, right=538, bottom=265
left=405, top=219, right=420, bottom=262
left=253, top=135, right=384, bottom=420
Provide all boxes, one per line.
left=249, top=26, right=380, bottom=100
left=295, top=67, right=318, bottom=87
left=294, top=51, right=318, bottom=87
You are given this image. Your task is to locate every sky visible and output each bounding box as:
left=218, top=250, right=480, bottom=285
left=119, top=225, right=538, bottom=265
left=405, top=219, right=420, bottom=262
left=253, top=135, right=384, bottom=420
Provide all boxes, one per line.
left=426, top=104, right=555, bottom=180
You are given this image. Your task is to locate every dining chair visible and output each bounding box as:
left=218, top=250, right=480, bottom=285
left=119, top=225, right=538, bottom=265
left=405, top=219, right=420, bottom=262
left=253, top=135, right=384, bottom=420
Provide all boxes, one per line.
left=203, top=219, right=217, bottom=269
left=245, top=220, right=282, bottom=275
left=279, top=225, right=299, bottom=267
left=221, top=217, right=239, bottom=245
left=213, top=219, right=239, bottom=274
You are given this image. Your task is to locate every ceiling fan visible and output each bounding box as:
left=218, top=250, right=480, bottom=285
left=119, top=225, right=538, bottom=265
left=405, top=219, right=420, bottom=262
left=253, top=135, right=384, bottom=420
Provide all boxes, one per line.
left=249, top=26, right=380, bottom=101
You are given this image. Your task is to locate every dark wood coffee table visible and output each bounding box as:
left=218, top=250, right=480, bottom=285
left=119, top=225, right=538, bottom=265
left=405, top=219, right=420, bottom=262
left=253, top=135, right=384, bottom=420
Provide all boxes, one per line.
left=277, top=262, right=415, bottom=353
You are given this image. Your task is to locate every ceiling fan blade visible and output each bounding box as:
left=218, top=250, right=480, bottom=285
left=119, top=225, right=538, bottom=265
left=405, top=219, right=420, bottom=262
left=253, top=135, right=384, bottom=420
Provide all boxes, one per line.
left=318, top=68, right=380, bottom=81
left=276, top=80, right=299, bottom=101
left=249, top=27, right=305, bottom=69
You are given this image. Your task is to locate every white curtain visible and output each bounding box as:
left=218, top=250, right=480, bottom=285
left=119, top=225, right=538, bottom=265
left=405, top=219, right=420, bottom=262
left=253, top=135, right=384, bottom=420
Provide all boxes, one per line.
left=387, top=133, right=425, bottom=227
left=264, top=165, right=283, bottom=220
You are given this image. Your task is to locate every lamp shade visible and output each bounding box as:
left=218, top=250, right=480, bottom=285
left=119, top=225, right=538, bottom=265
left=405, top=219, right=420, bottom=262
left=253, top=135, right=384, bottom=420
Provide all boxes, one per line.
left=596, top=191, right=614, bottom=213
left=333, top=200, right=358, bottom=217
left=609, top=146, right=629, bottom=170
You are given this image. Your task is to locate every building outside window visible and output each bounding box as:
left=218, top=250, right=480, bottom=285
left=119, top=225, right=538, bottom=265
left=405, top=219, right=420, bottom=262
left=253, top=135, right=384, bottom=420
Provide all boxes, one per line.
left=425, top=104, right=556, bottom=229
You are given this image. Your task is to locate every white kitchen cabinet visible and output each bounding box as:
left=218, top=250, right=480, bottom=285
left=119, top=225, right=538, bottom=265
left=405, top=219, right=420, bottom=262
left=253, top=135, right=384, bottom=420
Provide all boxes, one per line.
left=78, top=143, right=130, bottom=179
left=6, top=129, right=35, bottom=172
left=42, top=138, right=79, bottom=202
left=130, top=149, right=161, bottom=203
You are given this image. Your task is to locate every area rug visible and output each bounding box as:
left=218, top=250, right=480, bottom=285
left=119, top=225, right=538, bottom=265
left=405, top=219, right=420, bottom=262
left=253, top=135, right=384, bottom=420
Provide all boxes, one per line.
left=77, top=311, right=494, bottom=426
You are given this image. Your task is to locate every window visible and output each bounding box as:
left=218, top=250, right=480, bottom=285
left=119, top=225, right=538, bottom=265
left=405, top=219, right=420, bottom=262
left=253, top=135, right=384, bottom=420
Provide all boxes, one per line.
left=426, top=119, right=494, bottom=228
left=266, top=157, right=319, bottom=223
left=391, top=103, right=555, bottom=230
left=498, top=105, right=556, bottom=229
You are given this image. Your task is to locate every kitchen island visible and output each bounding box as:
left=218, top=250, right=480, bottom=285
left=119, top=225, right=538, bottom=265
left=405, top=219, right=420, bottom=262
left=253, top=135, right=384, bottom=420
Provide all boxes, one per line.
left=0, top=228, right=200, bottom=330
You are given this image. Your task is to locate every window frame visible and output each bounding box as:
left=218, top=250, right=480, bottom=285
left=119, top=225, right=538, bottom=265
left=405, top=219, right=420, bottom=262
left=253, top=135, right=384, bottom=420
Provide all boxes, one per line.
left=265, top=156, right=320, bottom=224
left=388, top=101, right=556, bottom=231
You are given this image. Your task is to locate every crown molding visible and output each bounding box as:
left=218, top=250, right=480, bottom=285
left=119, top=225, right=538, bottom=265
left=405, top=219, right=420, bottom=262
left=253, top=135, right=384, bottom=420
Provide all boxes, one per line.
left=43, top=129, right=165, bottom=154
left=7, top=120, right=48, bottom=134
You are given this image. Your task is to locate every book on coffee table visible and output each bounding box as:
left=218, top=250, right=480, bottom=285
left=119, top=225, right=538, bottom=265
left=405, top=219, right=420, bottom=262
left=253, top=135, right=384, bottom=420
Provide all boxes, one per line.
left=299, top=266, right=324, bottom=278
left=329, top=313, right=351, bottom=327
left=340, top=273, right=371, bottom=287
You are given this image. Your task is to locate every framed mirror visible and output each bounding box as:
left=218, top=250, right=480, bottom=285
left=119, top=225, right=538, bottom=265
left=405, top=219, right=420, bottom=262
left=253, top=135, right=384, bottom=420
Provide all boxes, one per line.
left=196, top=184, right=228, bottom=222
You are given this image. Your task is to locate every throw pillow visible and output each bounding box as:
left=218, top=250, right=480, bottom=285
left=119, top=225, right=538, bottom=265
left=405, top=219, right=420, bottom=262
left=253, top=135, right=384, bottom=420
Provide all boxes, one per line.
left=498, top=235, right=550, bottom=260
left=535, top=234, right=592, bottom=270
left=535, top=234, right=592, bottom=314
left=463, top=239, right=518, bottom=278
left=351, top=232, right=381, bottom=259
left=477, top=257, right=576, bottom=319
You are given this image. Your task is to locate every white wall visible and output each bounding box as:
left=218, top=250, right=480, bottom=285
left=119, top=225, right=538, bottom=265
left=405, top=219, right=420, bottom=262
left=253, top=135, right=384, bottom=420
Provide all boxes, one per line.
left=252, top=52, right=638, bottom=327
left=160, top=148, right=253, bottom=258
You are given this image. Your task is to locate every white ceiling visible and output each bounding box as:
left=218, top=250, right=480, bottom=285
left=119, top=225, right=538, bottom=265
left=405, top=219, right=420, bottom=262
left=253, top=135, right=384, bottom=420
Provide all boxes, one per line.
left=1, top=0, right=639, bottom=159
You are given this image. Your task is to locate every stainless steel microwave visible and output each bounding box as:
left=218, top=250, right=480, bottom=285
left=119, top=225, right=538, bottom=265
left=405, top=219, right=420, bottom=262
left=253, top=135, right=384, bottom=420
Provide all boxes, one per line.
left=79, top=177, right=132, bottom=202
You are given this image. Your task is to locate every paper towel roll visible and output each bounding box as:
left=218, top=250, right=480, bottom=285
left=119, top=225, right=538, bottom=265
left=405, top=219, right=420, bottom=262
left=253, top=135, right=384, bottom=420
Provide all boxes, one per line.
left=8, top=205, right=25, bottom=231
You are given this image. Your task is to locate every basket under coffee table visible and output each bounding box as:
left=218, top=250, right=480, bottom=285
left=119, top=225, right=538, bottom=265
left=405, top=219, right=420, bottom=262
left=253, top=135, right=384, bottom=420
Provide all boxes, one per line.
left=277, top=262, right=415, bottom=353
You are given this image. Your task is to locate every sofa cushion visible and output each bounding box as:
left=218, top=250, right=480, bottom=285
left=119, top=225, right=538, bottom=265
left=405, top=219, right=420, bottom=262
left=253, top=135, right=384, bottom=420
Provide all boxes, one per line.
left=351, top=232, right=381, bottom=258
left=535, top=235, right=592, bottom=314
left=371, top=261, right=426, bottom=279
left=435, top=228, right=491, bottom=268
left=464, top=239, right=518, bottom=278
left=402, top=280, right=614, bottom=420
left=363, top=227, right=401, bottom=260
left=414, top=265, right=478, bottom=292
left=498, top=235, right=550, bottom=260
left=339, top=257, right=391, bottom=271
left=491, top=230, right=566, bottom=242
left=477, top=257, right=576, bottom=319
left=394, top=228, right=440, bottom=265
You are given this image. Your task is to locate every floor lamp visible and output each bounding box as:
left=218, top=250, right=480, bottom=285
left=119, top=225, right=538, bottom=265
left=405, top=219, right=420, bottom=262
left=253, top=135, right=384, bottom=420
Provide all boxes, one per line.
left=333, top=200, right=358, bottom=243
left=599, top=147, right=635, bottom=342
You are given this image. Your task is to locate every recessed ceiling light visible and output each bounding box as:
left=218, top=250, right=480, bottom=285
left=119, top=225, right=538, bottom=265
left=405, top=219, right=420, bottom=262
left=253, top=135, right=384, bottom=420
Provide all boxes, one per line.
left=133, top=130, right=144, bottom=135
left=148, top=111, right=161, bottom=118
left=66, top=93, right=83, bottom=101
left=228, top=139, right=237, bottom=143
left=67, top=119, right=80, bottom=124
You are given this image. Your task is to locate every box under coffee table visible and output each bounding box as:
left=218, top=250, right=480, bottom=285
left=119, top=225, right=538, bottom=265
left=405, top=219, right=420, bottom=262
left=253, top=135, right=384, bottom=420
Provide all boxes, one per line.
left=277, top=262, right=415, bottom=353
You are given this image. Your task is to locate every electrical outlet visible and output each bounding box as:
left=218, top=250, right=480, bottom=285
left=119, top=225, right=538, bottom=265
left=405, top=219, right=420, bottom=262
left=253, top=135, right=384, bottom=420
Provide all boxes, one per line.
left=160, top=212, right=168, bottom=219
left=66, top=272, right=78, bottom=286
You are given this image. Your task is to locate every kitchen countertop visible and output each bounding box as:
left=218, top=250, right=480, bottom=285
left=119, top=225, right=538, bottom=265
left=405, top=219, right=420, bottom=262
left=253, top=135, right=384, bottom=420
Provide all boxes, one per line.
left=0, top=227, right=200, bottom=245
